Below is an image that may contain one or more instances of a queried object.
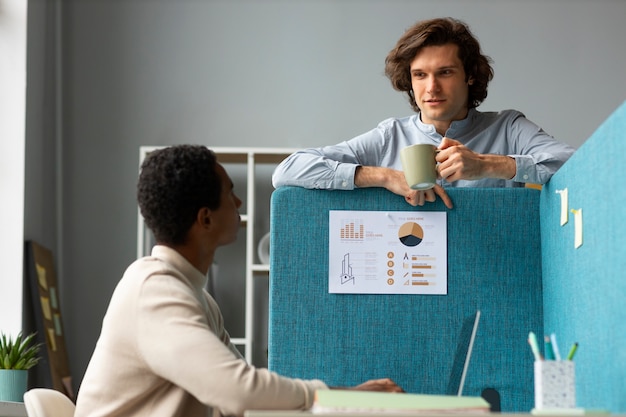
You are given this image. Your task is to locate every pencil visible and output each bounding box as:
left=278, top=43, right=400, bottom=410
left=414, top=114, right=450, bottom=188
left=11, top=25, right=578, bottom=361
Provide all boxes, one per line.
left=566, top=342, right=579, bottom=360
left=528, top=332, right=543, bottom=361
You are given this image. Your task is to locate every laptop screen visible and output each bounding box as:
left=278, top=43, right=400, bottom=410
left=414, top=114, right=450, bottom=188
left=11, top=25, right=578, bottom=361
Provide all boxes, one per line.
left=445, top=310, right=481, bottom=396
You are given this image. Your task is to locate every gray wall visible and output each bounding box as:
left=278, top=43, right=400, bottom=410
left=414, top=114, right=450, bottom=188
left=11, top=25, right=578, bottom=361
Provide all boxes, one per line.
left=24, top=0, right=626, bottom=394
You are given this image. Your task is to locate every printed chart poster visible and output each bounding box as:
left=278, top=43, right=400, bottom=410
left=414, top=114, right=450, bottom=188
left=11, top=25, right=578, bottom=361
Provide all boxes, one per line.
left=329, top=210, right=447, bottom=295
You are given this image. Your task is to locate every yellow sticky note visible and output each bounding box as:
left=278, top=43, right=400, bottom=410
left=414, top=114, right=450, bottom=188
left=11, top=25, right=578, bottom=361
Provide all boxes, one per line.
left=571, top=208, right=583, bottom=248
left=36, top=263, right=48, bottom=290
left=40, top=296, right=52, bottom=320
left=47, top=328, right=57, bottom=351
left=556, top=189, right=568, bottom=226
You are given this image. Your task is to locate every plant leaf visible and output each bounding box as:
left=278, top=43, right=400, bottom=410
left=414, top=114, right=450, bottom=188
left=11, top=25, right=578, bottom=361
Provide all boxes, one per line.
left=0, top=331, right=42, bottom=370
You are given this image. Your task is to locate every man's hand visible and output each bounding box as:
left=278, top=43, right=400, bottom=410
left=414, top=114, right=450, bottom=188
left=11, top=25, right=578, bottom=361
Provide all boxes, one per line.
left=437, top=137, right=516, bottom=182
left=346, top=378, right=405, bottom=393
left=355, top=166, right=453, bottom=209
left=404, top=184, right=452, bottom=209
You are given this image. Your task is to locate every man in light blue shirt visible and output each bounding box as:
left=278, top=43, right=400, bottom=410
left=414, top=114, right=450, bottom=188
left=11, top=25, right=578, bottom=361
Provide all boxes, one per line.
left=272, top=17, right=575, bottom=209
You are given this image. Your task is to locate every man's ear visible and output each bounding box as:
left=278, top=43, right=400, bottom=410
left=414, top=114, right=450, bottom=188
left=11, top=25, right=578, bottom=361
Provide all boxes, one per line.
left=467, top=77, right=474, bottom=85
left=198, top=207, right=212, bottom=227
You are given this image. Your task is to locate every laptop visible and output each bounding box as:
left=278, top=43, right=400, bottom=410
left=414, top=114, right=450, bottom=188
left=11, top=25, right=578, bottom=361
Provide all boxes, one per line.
left=446, top=310, right=481, bottom=396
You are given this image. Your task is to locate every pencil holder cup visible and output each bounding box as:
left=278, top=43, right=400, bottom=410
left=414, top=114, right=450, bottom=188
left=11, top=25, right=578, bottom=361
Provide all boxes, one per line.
left=534, top=360, right=576, bottom=410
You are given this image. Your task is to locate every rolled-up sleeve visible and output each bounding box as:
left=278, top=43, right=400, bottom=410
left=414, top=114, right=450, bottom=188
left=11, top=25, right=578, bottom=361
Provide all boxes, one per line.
left=272, top=124, right=393, bottom=190
left=507, top=114, right=576, bottom=184
left=272, top=147, right=359, bottom=190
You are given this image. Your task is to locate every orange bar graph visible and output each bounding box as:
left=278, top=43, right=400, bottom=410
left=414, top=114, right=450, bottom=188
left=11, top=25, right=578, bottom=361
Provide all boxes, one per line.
left=340, top=221, right=364, bottom=239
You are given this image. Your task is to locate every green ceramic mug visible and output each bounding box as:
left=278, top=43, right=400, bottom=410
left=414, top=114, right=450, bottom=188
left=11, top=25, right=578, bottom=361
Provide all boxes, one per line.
left=400, top=144, right=438, bottom=190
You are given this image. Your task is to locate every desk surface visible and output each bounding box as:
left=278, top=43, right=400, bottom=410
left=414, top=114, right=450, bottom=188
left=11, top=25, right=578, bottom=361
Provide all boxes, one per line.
left=0, top=401, right=27, bottom=417
left=246, top=412, right=510, bottom=417
left=243, top=410, right=488, bottom=417
left=245, top=412, right=617, bottom=417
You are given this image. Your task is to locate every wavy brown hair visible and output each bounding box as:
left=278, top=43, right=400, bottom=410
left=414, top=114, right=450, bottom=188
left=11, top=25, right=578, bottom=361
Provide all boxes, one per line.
left=385, top=17, right=494, bottom=113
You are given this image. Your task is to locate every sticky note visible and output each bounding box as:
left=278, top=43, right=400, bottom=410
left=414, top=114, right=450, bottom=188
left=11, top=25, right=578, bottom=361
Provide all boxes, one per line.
left=40, top=296, right=52, bottom=320
left=571, top=208, right=583, bottom=248
left=49, top=287, right=58, bottom=309
left=36, top=263, right=48, bottom=290
left=556, top=189, right=568, bottom=226
left=47, top=327, right=57, bottom=351
left=53, top=313, right=63, bottom=336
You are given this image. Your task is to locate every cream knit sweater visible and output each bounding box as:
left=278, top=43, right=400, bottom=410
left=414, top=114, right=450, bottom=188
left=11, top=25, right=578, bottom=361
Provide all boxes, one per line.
left=74, top=245, right=327, bottom=417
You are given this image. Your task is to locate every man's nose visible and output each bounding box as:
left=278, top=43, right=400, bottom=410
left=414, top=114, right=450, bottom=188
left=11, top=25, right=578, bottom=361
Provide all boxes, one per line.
left=426, top=75, right=440, bottom=93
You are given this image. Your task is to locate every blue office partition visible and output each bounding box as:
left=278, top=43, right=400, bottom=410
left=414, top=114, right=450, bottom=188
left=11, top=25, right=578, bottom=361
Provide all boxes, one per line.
left=269, top=187, right=543, bottom=412
left=541, top=100, right=626, bottom=412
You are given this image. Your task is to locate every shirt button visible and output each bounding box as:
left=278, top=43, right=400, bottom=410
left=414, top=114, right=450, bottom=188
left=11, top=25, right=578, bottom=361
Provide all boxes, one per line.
left=342, top=181, right=348, bottom=188
left=523, top=174, right=529, bottom=180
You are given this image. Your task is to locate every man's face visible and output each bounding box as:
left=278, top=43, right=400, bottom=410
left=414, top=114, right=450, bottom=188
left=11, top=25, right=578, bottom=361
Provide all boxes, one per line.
left=410, top=43, right=471, bottom=134
left=212, top=163, right=242, bottom=246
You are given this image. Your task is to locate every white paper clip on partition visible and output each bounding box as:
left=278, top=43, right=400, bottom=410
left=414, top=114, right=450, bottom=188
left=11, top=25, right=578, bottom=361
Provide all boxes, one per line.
left=555, top=189, right=568, bottom=226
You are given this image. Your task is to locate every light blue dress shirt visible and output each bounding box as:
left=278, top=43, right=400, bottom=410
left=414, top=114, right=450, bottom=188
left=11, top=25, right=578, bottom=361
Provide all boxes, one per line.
left=272, top=109, right=576, bottom=190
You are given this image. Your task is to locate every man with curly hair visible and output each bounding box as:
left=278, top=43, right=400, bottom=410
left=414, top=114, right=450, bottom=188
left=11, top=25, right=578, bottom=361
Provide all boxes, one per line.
left=74, top=145, right=402, bottom=417
left=272, top=17, right=575, bottom=209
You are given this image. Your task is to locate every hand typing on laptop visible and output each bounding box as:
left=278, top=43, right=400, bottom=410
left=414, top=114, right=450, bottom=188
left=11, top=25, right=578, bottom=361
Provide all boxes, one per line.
left=342, top=378, right=405, bottom=393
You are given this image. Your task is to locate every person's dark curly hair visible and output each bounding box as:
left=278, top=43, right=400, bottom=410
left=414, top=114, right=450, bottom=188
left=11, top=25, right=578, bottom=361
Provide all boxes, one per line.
left=137, top=145, right=221, bottom=246
left=384, top=17, right=494, bottom=113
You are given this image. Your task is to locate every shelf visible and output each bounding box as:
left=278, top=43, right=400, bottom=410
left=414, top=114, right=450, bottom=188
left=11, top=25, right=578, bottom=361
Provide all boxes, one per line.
left=213, top=147, right=299, bottom=164
left=230, top=338, right=246, bottom=346
left=252, top=264, right=270, bottom=272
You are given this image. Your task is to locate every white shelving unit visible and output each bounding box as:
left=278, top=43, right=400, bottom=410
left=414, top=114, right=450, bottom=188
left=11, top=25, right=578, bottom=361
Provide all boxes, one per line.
left=137, top=146, right=297, bottom=363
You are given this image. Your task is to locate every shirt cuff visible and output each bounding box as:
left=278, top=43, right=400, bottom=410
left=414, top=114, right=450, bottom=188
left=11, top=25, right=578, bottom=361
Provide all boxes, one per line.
left=300, top=379, right=328, bottom=409
left=330, top=163, right=358, bottom=190
left=510, top=155, right=533, bottom=183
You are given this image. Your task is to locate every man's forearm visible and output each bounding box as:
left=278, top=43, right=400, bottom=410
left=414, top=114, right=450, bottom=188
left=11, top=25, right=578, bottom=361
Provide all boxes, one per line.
left=481, top=154, right=516, bottom=180
left=354, top=166, right=394, bottom=188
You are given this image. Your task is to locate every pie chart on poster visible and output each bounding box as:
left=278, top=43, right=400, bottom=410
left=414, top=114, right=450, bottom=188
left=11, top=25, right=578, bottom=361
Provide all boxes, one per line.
left=398, top=222, right=424, bottom=247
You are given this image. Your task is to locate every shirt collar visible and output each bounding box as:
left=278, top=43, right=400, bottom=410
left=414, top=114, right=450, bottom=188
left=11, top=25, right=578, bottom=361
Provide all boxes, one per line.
left=416, top=108, right=477, bottom=138
left=150, top=245, right=208, bottom=291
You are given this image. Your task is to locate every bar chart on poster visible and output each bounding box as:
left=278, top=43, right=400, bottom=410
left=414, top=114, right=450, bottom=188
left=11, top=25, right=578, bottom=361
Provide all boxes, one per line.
left=328, top=210, right=447, bottom=295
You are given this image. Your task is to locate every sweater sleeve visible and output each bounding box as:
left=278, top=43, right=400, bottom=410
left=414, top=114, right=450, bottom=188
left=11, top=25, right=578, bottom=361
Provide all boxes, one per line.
left=137, top=274, right=327, bottom=417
